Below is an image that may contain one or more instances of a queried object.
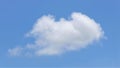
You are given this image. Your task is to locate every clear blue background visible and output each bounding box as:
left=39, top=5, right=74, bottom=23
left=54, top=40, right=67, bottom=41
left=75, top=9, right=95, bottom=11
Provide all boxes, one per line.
left=0, top=0, right=120, bottom=67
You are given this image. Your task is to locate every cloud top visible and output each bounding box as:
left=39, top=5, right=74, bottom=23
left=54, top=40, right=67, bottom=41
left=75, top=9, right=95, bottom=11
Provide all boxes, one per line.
left=8, top=12, right=104, bottom=56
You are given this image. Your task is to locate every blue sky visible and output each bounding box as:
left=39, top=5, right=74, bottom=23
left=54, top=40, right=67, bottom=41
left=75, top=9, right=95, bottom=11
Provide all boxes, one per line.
left=0, top=0, right=120, bottom=67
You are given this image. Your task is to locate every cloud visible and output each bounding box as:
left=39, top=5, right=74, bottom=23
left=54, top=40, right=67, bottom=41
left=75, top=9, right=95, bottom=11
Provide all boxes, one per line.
left=8, top=47, right=23, bottom=56
left=8, top=12, right=104, bottom=56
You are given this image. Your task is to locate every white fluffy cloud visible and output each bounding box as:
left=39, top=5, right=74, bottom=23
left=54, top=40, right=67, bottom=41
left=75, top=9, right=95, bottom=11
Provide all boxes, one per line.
left=8, top=12, right=104, bottom=56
